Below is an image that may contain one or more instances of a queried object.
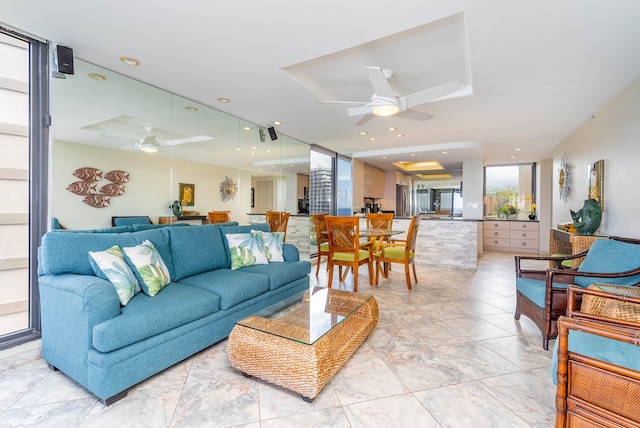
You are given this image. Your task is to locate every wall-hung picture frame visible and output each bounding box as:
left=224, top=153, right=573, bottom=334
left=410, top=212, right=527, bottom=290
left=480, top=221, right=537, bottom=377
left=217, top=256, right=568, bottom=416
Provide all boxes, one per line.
left=179, top=183, right=195, bottom=207
left=588, top=159, right=604, bottom=210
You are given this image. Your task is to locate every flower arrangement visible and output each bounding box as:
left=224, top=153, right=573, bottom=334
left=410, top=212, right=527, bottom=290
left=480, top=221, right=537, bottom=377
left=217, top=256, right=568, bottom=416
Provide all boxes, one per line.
left=530, top=203, right=537, bottom=216
left=497, top=205, right=518, bottom=218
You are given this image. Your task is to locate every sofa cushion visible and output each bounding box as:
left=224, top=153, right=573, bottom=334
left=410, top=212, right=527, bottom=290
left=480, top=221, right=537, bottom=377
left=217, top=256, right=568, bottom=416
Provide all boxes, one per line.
left=132, top=223, right=190, bottom=231
left=92, top=283, right=220, bottom=353
left=178, top=269, right=270, bottom=310
left=89, top=245, right=141, bottom=305
left=39, top=228, right=173, bottom=277
left=239, top=260, right=311, bottom=290
left=122, top=240, right=171, bottom=297
left=169, top=224, right=238, bottom=281
left=225, top=232, right=269, bottom=270
left=516, top=277, right=569, bottom=308
left=575, top=239, right=640, bottom=287
left=113, top=216, right=151, bottom=226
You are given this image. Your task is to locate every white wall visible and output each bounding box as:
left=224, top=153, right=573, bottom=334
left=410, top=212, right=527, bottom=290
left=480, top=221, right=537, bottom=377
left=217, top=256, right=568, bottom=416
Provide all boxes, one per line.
left=462, top=159, right=483, bottom=219
left=54, top=141, right=252, bottom=229
left=552, top=77, right=640, bottom=239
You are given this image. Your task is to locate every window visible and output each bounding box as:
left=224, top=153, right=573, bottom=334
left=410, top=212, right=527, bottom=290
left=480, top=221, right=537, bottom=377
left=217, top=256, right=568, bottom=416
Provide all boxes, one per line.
left=0, top=28, right=49, bottom=350
left=484, top=163, right=536, bottom=219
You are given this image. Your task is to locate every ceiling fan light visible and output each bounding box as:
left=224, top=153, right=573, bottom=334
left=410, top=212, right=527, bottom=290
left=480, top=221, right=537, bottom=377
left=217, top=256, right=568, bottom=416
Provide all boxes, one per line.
left=139, top=145, right=158, bottom=153
left=372, top=104, right=400, bottom=117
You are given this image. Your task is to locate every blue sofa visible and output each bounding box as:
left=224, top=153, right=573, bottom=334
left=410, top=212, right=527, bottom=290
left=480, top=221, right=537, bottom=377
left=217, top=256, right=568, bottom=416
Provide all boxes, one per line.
left=37, top=222, right=311, bottom=404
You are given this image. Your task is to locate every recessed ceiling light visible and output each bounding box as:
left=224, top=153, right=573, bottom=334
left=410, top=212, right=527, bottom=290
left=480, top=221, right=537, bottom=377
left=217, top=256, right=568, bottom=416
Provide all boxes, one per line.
left=442, top=151, right=448, bottom=154
left=273, top=121, right=282, bottom=125
left=396, top=134, right=404, bottom=138
left=250, top=152, right=256, bottom=155
left=251, top=146, right=257, bottom=149
left=217, top=97, right=230, bottom=103
left=120, top=56, right=140, bottom=66
left=515, top=148, right=521, bottom=151
left=369, top=137, right=376, bottom=141
left=88, top=73, right=106, bottom=81
left=266, top=150, right=271, bottom=153
left=184, top=106, right=197, bottom=112
left=510, top=155, right=516, bottom=159
left=387, top=127, right=396, bottom=131
left=359, top=131, right=367, bottom=135
left=410, top=153, right=416, bottom=157
left=382, top=156, right=387, bottom=159
left=235, top=148, right=241, bottom=151
left=243, top=126, right=251, bottom=130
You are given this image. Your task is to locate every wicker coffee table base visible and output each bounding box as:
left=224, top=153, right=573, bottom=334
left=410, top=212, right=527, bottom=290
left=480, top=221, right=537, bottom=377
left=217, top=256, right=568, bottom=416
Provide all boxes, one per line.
left=228, top=297, right=379, bottom=401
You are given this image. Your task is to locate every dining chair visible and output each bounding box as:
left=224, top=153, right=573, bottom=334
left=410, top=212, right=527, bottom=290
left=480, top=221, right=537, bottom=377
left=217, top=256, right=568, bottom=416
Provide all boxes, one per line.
left=208, top=211, right=231, bottom=224
left=311, top=213, right=330, bottom=276
left=265, top=211, right=290, bottom=241
left=325, top=215, right=373, bottom=292
left=374, top=214, right=421, bottom=289
left=365, top=212, right=394, bottom=251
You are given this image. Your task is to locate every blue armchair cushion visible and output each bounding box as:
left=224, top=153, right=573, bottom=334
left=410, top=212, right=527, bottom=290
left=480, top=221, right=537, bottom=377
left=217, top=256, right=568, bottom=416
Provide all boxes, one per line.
left=178, top=269, right=270, bottom=310
left=92, top=283, right=220, bottom=353
left=552, top=329, right=640, bottom=384
left=575, top=239, right=640, bottom=287
left=516, top=277, right=570, bottom=308
left=122, top=240, right=171, bottom=297
left=88, top=245, right=141, bottom=305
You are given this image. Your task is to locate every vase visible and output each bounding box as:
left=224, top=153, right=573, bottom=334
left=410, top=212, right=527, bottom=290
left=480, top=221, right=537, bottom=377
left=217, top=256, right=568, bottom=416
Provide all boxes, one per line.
left=528, top=214, right=536, bottom=220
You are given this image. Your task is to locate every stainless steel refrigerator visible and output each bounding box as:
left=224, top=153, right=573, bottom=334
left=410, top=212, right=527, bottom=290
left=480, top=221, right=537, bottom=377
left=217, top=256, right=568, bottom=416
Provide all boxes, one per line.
left=396, top=184, right=411, bottom=217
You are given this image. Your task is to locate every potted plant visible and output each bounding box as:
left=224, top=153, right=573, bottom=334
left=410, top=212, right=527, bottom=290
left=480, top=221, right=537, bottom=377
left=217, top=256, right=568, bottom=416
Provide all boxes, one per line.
left=497, top=205, right=518, bottom=219
left=528, top=203, right=537, bottom=220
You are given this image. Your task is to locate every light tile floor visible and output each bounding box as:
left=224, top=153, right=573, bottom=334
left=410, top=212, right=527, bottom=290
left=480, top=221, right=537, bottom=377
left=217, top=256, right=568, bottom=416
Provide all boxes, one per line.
left=0, top=252, right=555, bottom=427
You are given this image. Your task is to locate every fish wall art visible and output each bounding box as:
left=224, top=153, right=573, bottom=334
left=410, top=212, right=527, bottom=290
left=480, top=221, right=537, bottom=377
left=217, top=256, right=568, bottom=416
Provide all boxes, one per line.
left=67, top=167, right=130, bottom=208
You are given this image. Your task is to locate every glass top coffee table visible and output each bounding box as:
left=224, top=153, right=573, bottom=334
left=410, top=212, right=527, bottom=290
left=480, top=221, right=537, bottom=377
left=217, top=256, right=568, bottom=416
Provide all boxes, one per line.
left=228, top=287, right=378, bottom=401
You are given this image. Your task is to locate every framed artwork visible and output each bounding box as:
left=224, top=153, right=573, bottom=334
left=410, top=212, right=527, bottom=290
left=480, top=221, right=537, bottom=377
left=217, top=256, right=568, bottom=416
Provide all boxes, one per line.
left=588, top=159, right=604, bottom=210
left=179, top=183, right=195, bottom=207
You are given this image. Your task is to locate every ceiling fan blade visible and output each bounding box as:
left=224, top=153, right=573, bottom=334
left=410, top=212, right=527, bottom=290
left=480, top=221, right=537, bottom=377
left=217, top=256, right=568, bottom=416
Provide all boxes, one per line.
left=365, top=67, right=395, bottom=99
left=348, top=105, right=373, bottom=117
left=355, top=113, right=374, bottom=126
left=395, top=109, right=434, bottom=121
left=402, top=80, right=465, bottom=109
left=317, top=100, right=368, bottom=106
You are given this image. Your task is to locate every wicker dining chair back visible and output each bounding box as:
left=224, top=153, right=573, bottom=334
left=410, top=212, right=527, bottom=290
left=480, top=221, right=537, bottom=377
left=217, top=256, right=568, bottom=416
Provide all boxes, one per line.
left=375, top=214, right=421, bottom=289
left=208, top=211, right=231, bottom=224
left=325, top=215, right=373, bottom=292
left=312, top=213, right=330, bottom=276
left=265, top=211, right=290, bottom=241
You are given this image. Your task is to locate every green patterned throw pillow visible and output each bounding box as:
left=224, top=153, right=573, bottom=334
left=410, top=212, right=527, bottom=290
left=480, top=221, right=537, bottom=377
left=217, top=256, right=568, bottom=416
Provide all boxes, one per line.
left=252, top=230, right=285, bottom=262
left=89, top=245, right=141, bottom=306
left=122, top=239, right=171, bottom=296
left=225, top=232, right=268, bottom=270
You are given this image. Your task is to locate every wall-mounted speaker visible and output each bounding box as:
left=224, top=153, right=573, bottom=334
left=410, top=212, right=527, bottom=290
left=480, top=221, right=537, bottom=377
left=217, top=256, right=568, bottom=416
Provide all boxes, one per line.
left=267, top=126, right=278, bottom=141
left=259, top=128, right=266, bottom=142
left=55, top=45, right=75, bottom=75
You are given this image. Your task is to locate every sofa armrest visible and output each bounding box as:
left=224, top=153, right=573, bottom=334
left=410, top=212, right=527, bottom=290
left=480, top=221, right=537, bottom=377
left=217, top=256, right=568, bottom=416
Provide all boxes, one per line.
left=282, top=243, right=300, bottom=261
left=39, top=274, right=121, bottom=380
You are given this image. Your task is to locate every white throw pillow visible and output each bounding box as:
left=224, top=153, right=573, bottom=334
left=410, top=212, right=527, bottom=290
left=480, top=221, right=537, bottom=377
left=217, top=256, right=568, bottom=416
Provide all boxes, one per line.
left=122, top=240, right=171, bottom=296
left=89, top=245, right=140, bottom=306
left=252, top=230, right=285, bottom=262
left=225, top=232, right=268, bottom=270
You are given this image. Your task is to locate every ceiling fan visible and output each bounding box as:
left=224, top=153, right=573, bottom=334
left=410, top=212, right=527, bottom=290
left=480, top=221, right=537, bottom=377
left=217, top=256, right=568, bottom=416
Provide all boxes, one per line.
left=136, top=127, right=159, bottom=153
left=319, top=66, right=465, bottom=125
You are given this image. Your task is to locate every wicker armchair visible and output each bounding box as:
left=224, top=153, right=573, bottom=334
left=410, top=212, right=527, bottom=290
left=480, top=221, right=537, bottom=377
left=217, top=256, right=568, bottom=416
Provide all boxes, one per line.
left=325, top=215, right=373, bottom=292
left=515, top=236, right=640, bottom=350
left=555, top=284, right=640, bottom=427
left=374, top=214, right=420, bottom=289
left=311, top=213, right=330, bottom=276
left=208, top=211, right=231, bottom=224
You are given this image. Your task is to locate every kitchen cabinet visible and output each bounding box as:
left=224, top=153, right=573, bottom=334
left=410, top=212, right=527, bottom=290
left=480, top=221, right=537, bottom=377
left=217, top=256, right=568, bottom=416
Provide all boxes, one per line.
left=483, top=220, right=539, bottom=253
left=364, top=164, right=385, bottom=198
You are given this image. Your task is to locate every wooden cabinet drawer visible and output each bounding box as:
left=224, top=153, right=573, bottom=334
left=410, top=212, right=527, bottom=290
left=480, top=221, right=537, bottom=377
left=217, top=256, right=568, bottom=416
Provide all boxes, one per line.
left=485, top=221, right=509, bottom=230
left=510, top=230, right=537, bottom=240
left=484, top=229, right=510, bottom=239
left=509, top=221, right=539, bottom=232
left=510, top=238, right=539, bottom=252
left=484, top=238, right=510, bottom=248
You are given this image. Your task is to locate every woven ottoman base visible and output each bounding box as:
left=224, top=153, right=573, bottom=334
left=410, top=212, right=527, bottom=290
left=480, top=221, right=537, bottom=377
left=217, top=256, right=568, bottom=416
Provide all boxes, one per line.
left=228, top=295, right=378, bottom=401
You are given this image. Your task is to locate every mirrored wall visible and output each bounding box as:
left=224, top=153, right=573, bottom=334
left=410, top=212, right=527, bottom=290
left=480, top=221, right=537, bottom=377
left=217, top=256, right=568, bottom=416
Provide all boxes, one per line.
left=52, top=59, right=311, bottom=252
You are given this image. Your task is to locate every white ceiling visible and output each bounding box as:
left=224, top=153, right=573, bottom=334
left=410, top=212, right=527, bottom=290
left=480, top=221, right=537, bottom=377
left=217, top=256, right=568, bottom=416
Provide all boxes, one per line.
left=3, top=0, right=640, bottom=178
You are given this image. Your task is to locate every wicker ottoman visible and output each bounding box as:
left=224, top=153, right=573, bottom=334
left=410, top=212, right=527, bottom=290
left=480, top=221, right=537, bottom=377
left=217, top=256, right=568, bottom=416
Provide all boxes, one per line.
left=228, top=288, right=378, bottom=401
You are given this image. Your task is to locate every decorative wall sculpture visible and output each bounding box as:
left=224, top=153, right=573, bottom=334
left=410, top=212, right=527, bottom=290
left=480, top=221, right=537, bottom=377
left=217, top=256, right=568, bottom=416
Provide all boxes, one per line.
left=66, top=167, right=130, bottom=208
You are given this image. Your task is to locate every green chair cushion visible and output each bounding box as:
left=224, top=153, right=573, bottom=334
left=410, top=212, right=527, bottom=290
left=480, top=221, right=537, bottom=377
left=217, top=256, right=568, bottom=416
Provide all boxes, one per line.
left=380, top=247, right=412, bottom=260
left=320, top=242, right=329, bottom=252
left=333, top=249, right=370, bottom=262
